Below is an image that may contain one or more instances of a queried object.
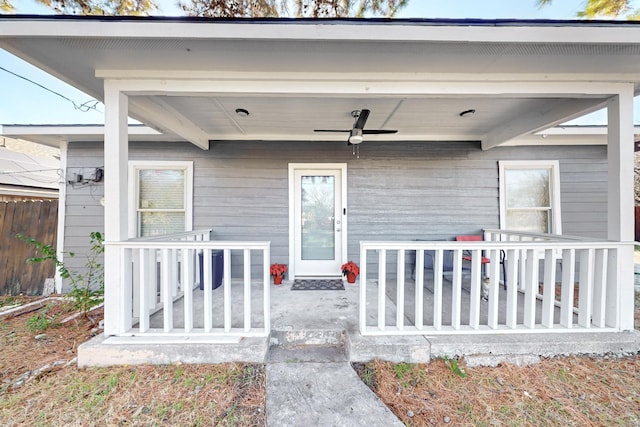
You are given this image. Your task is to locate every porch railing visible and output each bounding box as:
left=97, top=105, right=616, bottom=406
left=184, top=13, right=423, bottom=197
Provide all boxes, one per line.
left=105, top=231, right=270, bottom=339
left=359, top=232, right=628, bottom=336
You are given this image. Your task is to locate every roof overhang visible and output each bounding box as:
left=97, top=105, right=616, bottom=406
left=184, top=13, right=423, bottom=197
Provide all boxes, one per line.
left=2, top=16, right=640, bottom=149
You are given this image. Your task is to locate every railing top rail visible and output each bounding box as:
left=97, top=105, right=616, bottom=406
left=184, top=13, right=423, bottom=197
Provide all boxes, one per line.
left=359, top=240, right=627, bottom=250
left=105, top=240, right=270, bottom=250
left=482, top=229, right=609, bottom=242
left=128, top=229, right=212, bottom=242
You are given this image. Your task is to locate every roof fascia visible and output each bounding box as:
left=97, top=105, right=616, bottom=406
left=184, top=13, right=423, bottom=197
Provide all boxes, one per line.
left=3, top=18, right=640, bottom=44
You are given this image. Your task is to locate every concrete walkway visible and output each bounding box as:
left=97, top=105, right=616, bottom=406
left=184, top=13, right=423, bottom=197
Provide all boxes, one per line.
left=266, top=362, right=403, bottom=427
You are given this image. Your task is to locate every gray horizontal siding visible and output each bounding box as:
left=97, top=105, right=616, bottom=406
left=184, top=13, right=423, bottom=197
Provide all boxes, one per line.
left=62, top=140, right=608, bottom=286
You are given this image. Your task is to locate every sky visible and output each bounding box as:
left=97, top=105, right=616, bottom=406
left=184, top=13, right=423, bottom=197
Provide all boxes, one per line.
left=0, top=0, right=638, bottom=126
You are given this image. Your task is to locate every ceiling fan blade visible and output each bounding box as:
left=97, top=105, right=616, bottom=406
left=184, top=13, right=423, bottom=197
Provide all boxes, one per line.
left=313, top=129, right=349, bottom=132
left=362, top=129, right=398, bottom=135
left=354, top=109, right=370, bottom=130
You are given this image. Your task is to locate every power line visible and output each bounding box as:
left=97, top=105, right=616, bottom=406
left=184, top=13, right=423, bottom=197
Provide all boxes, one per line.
left=0, top=65, right=103, bottom=113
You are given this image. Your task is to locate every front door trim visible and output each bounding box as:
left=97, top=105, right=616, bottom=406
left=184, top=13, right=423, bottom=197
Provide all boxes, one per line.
left=288, top=163, right=347, bottom=279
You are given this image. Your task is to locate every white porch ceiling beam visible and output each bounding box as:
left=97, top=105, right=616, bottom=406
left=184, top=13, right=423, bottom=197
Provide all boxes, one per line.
left=481, top=98, right=607, bottom=150
left=110, top=78, right=631, bottom=98
left=129, top=97, right=210, bottom=150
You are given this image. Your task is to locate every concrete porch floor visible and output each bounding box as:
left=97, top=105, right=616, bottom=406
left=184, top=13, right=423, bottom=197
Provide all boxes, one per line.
left=79, top=276, right=640, bottom=367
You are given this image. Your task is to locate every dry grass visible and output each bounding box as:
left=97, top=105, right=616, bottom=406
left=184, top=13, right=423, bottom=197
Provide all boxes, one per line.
left=2, top=290, right=639, bottom=426
left=0, top=296, right=266, bottom=426
left=360, top=356, right=640, bottom=426
left=359, top=289, right=640, bottom=427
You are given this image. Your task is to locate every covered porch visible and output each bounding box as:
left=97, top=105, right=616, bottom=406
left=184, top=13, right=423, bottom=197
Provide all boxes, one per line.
left=80, top=228, right=638, bottom=366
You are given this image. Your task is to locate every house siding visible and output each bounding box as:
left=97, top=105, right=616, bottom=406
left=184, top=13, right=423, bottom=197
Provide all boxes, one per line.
left=62, top=140, right=607, bottom=289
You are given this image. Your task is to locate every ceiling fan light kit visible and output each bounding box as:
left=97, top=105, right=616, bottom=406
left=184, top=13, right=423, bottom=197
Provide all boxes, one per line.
left=314, top=108, right=397, bottom=145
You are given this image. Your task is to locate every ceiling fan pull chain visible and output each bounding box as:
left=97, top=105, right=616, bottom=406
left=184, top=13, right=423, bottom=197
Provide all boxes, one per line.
left=356, top=145, right=360, bottom=159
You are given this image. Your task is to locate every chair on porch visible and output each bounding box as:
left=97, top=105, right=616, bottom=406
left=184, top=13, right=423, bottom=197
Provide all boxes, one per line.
left=455, top=235, right=507, bottom=289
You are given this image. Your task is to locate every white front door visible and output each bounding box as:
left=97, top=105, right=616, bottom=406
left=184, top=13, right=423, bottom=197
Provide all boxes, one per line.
left=289, top=164, right=346, bottom=277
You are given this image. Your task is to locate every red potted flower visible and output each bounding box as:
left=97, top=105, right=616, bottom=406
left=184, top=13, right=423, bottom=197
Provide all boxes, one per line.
left=270, top=263, right=287, bottom=285
left=341, top=261, right=360, bottom=284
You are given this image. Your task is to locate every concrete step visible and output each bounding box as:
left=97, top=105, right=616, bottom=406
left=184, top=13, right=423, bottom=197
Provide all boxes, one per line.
left=267, top=329, right=347, bottom=363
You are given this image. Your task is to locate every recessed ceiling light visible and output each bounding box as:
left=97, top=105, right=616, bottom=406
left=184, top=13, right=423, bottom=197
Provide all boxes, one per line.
left=235, top=108, right=250, bottom=117
left=459, top=109, right=476, bottom=118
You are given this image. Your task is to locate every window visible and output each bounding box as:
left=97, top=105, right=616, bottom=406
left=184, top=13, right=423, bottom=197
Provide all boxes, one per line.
left=499, top=160, right=561, bottom=234
left=128, top=161, right=193, bottom=238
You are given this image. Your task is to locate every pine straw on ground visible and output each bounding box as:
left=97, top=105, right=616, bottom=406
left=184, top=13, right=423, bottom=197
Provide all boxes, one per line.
left=0, top=296, right=266, bottom=426
left=358, top=356, right=640, bottom=426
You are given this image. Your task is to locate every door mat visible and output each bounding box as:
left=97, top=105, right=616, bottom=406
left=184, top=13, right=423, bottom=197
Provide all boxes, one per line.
left=291, top=279, right=345, bottom=291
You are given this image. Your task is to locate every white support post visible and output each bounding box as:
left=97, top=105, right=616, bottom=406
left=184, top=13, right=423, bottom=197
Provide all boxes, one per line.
left=607, top=90, right=635, bottom=331
left=103, top=84, right=129, bottom=336
left=263, top=245, right=271, bottom=335
left=359, top=245, right=367, bottom=334
left=54, top=141, right=68, bottom=294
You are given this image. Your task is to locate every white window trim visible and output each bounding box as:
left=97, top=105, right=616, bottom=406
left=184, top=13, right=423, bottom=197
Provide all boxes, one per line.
left=128, top=160, right=193, bottom=238
left=498, top=160, right=562, bottom=235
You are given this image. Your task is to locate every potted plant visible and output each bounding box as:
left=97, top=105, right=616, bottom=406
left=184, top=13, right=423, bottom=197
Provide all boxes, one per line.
left=270, top=263, right=287, bottom=285
left=341, top=261, right=360, bottom=284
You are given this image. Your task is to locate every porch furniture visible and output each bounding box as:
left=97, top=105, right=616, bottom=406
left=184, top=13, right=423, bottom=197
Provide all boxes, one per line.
left=455, top=235, right=507, bottom=289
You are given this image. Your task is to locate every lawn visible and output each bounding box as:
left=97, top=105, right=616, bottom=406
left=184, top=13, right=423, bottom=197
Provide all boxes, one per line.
left=1, top=292, right=638, bottom=426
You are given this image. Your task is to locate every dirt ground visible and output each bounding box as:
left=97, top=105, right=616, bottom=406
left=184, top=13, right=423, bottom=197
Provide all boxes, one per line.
left=1, top=292, right=638, bottom=426
left=0, top=296, right=265, bottom=425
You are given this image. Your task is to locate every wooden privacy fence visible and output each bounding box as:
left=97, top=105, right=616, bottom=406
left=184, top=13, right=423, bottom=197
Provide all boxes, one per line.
left=0, top=200, right=58, bottom=295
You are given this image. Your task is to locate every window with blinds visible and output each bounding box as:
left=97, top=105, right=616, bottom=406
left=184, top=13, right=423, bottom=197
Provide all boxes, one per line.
left=129, top=161, right=193, bottom=238
left=499, top=161, right=562, bottom=235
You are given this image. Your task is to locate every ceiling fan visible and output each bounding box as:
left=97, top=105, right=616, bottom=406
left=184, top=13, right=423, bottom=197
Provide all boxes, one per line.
left=314, top=109, right=398, bottom=144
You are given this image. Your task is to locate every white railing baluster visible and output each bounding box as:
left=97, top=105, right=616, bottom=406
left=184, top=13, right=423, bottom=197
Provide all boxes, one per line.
left=263, top=245, right=271, bottom=336
left=243, top=249, right=251, bottom=332
left=396, top=250, right=405, bottom=330
left=132, top=248, right=141, bottom=319
left=182, top=248, right=193, bottom=333
left=541, top=249, right=556, bottom=328
left=223, top=249, right=232, bottom=333
left=433, top=249, right=443, bottom=330
left=592, top=249, right=608, bottom=327
left=523, top=249, right=538, bottom=328
left=560, top=249, right=576, bottom=328
left=578, top=249, right=595, bottom=328
left=505, top=249, right=518, bottom=328
left=451, top=249, right=462, bottom=330
left=203, top=248, right=212, bottom=332
left=415, top=249, right=424, bottom=331
left=487, top=249, right=500, bottom=329
left=378, top=249, right=386, bottom=331
left=139, top=248, right=150, bottom=333
left=469, top=249, right=481, bottom=329
left=161, top=248, right=173, bottom=332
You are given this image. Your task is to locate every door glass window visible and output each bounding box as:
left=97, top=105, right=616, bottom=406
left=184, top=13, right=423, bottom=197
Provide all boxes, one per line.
left=301, top=175, right=335, bottom=260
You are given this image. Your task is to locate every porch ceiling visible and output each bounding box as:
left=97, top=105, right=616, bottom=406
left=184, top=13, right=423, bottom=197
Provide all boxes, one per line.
left=2, top=17, right=640, bottom=148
